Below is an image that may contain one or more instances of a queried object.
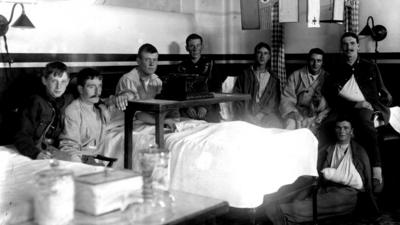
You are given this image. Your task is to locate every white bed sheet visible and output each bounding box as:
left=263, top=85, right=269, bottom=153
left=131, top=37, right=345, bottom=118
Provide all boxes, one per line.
left=389, top=106, right=400, bottom=134
left=101, top=120, right=319, bottom=208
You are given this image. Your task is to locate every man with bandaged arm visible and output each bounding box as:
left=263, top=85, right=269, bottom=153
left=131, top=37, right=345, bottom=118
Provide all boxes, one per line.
left=261, top=116, right=378, bottom=224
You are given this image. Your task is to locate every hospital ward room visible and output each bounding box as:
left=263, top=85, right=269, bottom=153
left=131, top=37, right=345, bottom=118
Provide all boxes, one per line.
left=1, top=0, right=400, bottom=224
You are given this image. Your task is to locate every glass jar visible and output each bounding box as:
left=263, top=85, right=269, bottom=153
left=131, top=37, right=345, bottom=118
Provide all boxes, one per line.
left=139, top=144, right=174, bottom=207
left=34, top=159, right=74, bottom=225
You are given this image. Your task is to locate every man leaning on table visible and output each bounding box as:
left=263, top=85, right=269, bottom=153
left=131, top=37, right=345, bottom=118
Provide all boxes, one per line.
left=112, top=43, right=178, bottom=129
left=59, top=68, right=110, bottom=163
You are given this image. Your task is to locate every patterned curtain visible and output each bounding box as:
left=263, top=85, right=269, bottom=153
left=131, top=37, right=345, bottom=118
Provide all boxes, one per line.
left=345, top=0, right=360, bottom=33
left=271, top=1, right=286, bottom=92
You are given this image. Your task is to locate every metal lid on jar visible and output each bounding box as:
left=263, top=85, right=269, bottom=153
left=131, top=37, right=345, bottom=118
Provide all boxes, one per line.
left=35, top=159, right=73, bottom=186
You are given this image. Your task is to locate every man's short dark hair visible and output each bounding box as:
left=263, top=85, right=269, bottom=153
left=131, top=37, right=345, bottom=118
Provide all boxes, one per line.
left=254, top=42, right=271, bottom=55
left=42, top=61, right=68, bottom=79
left=76, top=68, right=102, bottom=87
left=341, top=32, right=359, bottom=44
left=308, top=48, right=325, bottom=60
left=335, top=114, right=353, bottom=127
left=137, top=43, right=158, bottom=58
left=186, top=33, right=203, bottom=46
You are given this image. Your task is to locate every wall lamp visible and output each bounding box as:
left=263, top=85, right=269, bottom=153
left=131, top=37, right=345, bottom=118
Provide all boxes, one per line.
left=0, top=3, right=34, bottom=66
left=0, top=3, right=35, bottom=36
left=359, top=16, right=387, bottom=42
left=359, top=16, right=387, bottom=57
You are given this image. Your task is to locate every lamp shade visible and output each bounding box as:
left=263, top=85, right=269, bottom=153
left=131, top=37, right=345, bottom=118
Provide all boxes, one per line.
left=12, top=12, right=35, bottom=28
left=359, top=24, right=372, bottom=36
left=0, top=15, right=9, bottom=36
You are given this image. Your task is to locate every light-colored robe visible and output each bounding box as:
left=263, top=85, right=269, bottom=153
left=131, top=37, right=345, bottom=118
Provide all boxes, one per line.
left=109, top=67, right=163, bottom=126
left=60, top=99, right=106, bottom=161
left=280, top=66, right=330, bottom=129
left=115, top=67, right=162, bottom=100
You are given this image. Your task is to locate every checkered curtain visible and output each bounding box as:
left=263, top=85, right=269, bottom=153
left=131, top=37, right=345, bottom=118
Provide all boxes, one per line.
left=271, top=1, right=286, bottom=92
left=345, top=0, right=360, bottom=33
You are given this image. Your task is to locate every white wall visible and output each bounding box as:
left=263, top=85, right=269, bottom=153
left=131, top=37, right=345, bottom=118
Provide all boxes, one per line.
left=357, top=0, right=400, bottom=53
left=193, top=0, right=270, bottom=55
left=284, top=0, right=343, bottom=53
left=284, top=0, right=400, bottom=54
left=0, top=1, right=194, bottom=54
left=0, top=0, right=269, bottom=55
left=1, top=0, right=397, bottom=55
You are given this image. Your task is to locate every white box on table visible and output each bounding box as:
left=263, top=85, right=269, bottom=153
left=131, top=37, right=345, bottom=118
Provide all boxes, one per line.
left=75, top=169, right=142, bottom=215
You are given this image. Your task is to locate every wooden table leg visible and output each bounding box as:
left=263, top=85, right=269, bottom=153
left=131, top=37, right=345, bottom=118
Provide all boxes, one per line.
left=124, top=107, right=135, bottom=169
left=155, top=111, right=167, bottom=149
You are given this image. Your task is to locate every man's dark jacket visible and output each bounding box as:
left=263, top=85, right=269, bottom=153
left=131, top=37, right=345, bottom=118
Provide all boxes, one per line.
left=177, top=56, right=222, bottom=92
left=233, top=66, right=281, bottom=119
left=14, top=89, right=73, bottom=159
left=323, top=58, right=391, bottom=123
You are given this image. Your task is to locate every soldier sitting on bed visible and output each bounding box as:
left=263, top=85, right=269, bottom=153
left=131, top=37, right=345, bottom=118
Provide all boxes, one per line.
left=14, top=61, right=74, bottom=160
left=279, top=48, right=330, bottom=134
left=112, top=43, right=179, bottom=130
left=233, top=42, right=282, bottom=128
left=176, top=33, right=222, bottom=122
left=59, top=68, right=111, bottom=164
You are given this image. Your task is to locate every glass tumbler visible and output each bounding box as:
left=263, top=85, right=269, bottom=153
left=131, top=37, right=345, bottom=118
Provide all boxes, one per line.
left=139, top=144, right=174, bottom=208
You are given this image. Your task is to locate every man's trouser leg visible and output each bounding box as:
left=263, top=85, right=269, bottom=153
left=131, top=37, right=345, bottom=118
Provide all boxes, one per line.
left=353, top=108, right=381, bottom=167
left=280, top=186, right=358, bottom=224
left=262, top=176, right=316, bottom=225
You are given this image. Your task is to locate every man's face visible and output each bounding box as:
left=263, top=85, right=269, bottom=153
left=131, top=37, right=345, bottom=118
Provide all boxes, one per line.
left=255, top=47, right=271, bottom=66
left=42, top=72, right=69, bottom=98
left=341, top=36, right=359, bottom=59
left=79, top=77, right=102, bottom=104
left=308, top=53, right=323, bottom=75
left=137, top=51, right=158, bottom=76
left=335, top=121, right=353, bottom=144
left=186, top=38, right=203, bottom=59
